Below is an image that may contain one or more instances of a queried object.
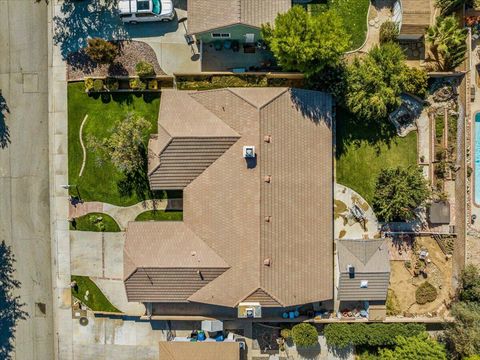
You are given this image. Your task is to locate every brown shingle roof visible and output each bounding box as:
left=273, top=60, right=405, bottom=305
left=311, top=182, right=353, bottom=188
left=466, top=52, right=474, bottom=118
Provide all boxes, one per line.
left=187, top=0, right=291, bottom=34
left=400, top=0, right=432, bottom=35
left=159, top=341, right=240, bottom=360
left=127, top=88, right=333, bottom=307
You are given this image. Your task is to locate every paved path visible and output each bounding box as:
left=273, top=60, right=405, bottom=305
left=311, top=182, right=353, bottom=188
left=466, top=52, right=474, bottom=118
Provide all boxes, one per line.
left=69, top=199, right=169, bottom=230
left=0, top=1, right=54, bottom=359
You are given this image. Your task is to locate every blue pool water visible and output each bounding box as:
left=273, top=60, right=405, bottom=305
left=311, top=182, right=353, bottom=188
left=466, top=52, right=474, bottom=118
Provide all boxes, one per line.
left=476, top=113, right=480, bottom=204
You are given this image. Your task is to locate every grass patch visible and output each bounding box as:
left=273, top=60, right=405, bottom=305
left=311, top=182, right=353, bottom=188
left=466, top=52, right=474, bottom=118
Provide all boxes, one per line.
left=135, top=210, right=183, bottom=221
left=68, top=82, right=161, bottom=206
left=302, top=0, right=369, bottom=50
left=386, top=289, right=401, bottom=316
left=70, top=212, right=121, bottom=232
left=71, top=275, right=120, bottom=313
left=336, top=107, right=418, bottom=204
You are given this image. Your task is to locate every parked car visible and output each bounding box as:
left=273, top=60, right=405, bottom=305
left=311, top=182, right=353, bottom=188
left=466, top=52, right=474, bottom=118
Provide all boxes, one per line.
left=118, top=0, right=175, bottom=24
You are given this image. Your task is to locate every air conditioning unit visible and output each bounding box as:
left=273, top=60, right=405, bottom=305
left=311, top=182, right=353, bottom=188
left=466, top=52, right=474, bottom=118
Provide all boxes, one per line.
left=237, top=302, right=262, bottom=318
left=243, top=146, right=255, bottom=158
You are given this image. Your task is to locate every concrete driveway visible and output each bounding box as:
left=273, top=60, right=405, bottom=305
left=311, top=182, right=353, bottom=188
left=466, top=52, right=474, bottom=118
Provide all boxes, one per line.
left=53, top=0, right=200, bottom=74
left=0, top=0, right=54, bottom=359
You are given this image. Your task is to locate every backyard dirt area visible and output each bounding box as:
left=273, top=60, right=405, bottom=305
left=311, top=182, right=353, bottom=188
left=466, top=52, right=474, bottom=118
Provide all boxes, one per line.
left=388, top=236, right=454, bottom=317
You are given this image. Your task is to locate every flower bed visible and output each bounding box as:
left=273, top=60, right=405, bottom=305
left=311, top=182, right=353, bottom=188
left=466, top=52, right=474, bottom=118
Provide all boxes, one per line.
left=83, top=76, right=173, bottom=93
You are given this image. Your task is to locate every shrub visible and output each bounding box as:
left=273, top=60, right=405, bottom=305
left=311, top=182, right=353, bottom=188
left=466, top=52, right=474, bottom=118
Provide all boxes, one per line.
left=402, top=67, right=428, bottom=98
left=105, top=78, right=119, bottom=91
left=291, top=323, right=318, bottom=348
left=93, top=79, right=104, bottom=92
left=386, top=289, right=401, bottom=316
left=416, top=282, right=438, bottom=304
left=85, top=38, right=118, bottom=64
left=84, top=78, right=94, bottom=92
left=324, top=323, right=426, bottom=348
left=459, top=264, right=480, bottom=302
left=135, top=61, right=155, bottom=78
left=148, top=79, right=158, bottom=90
left=380, top=21, right=399, bottom=43
left=280, top=328, right=292, bottom=340
left=129, top=78, right=146, bottom=90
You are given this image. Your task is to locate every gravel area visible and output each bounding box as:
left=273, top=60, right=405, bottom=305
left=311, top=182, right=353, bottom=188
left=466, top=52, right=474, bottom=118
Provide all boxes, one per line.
left=67, top=40, right=166, bottom=81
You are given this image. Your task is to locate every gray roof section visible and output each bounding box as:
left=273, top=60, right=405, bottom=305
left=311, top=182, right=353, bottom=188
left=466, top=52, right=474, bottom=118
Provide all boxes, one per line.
left=429, top=201, right=450, bottom=224
left=337, top=240, right=390, bottom=301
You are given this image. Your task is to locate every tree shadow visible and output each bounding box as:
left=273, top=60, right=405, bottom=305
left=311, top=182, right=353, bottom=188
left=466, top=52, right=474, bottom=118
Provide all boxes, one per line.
left=296, top=343, right=321, bottom=359
left=335, top=105, right=397, bottom=159
left=111, top=92, right=134, bottom=105
left=53, top=0, right=130, bottom=60
left=108, top=62, right=129, bottom=77
left=0, top=94, right=11, bottom=149
left=67, top=49, right=97, bottom=73
left=0, top=241, right=28, bottom=358
left=143, top=92, right=160, bottom=104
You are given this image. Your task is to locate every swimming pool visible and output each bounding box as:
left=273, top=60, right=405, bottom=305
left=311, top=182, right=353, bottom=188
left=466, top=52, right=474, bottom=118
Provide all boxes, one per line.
left=475, top=112, right=480, bottom=204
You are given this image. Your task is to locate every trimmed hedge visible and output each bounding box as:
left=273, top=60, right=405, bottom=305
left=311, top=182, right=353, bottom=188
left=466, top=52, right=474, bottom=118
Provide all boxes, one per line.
left=292, top=323, right=318, bottom=348
left=324, top=323, right=426, bottom=349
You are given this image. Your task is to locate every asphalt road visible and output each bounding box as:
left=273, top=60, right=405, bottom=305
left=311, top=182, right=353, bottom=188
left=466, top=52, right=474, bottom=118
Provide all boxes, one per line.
left=0, top=0, right=54, bottom=359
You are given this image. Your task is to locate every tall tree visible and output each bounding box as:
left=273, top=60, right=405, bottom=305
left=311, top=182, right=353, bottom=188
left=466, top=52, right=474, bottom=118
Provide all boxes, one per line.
left=85, top=38, right=119, bottom=64
left=372, top=166, right=431, bottom=222
left=444, top=302, right=480, bottom=358
left=426, top=15, right=467, bottom=71
left=459, top=264, right=480, bottom=303
left=345, top=43, right=427, bottom=121
left=0, top=241, right=28, bottom=359
left=87, top=113, right=151, bottom=175
left=262, top=6, right=350, bottom=77
left=379, top=333, right=447, bottom=360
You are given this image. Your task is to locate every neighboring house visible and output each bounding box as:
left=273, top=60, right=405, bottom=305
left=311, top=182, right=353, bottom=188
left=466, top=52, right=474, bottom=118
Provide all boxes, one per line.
left=124, top=87, right=334, bottom=318
left=159, top=341, right=240, bottom=360
left=187, top=0, right=290, bottom=44
left=393, top=0, right=433, bottom=40
left=337, top=239, right=390, bottom=319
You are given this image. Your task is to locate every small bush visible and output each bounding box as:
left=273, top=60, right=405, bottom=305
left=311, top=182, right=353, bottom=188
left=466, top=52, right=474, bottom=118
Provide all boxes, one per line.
left=386, top=289, right=401, bottom=316
left=85, top=38, right=118, bottom=64
left=135, top=61, right=155, bottom=78
left=148, top=79, right=158, bottom=90
left=93, top=79, right=104, bottom=92
left=280, top=328, right=292, bottom=340
left=105, top=78, right=119, bottom=91
left=459, top=264, right=480, bottom=302
left=84, top=78, right=94, bottom=92
left=416, top=281, right=438, bottom=304
left=380, top=21, right=399, bottom=43
left=129, top=78, right=146, bottom=90
left=292, top=323, right=318, bottom=348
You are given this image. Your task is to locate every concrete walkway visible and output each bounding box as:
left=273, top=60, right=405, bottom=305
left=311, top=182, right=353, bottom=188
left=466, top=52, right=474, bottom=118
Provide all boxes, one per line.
left=335, top=183, right=379, bottom=239
left=357, top=0, right=393, bottom=53
left=69, top=199, right=169, bottom=230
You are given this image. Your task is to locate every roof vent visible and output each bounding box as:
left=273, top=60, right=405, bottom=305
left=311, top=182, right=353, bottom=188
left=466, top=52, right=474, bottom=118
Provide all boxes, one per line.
left=347, top=265, right=355, bottom=278
left=264, top=135, right=272, bottom=143
left=264, top=175, right=271, bottom=183
left=191, top=251, right=197, bottom=257
left=264, top=216, right=271, bottom=223
left=243, top=146, right=255, bottom=158
left=264, top=258, right=271, bottom=266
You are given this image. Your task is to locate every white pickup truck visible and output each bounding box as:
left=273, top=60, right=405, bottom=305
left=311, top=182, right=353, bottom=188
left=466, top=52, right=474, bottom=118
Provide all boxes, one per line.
left=118, top=0, right=175, bottom=24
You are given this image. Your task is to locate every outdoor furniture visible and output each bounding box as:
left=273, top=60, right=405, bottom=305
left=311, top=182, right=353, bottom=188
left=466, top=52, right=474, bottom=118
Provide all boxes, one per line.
left=214, top=41, right=222, bottom=51
left=223, top=40, right=232, bottom=50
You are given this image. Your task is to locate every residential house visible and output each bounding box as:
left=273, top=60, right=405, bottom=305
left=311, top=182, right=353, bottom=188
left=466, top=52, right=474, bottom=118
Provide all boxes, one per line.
left=337, top=239, right=391, bottom=319
left=124, top=88, right=334, bottom=318
left=159, top=341, right=240, bottom=360
left=187, top=0, right=290, bottom=45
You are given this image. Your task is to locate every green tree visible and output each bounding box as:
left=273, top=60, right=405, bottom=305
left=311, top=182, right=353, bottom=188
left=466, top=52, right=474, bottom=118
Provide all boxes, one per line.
left=291, top=323, right=318, bottom=348
left=459, top=264, right=480, bottom=303
left=0, top=241, right=28, bottom=360
left=426, top=15, right=467, bottom=71
left=401, top=67, right=429, bottom=98
left=135, top=61, right=155, bottom=78
left=345, top=43, right=422, bottom=121
left=379, top=332, right=447, bottom=360
left=436, top=0, right=470, bottom=16
left=85, top=38, right=119, bottom=64
left=372, top=166, right=431, bottom=222
left=262, top=6, right=350, bottom=77
left=87, top=113, right=151, bottom=175
left=444, top=302, right=480, bottom=358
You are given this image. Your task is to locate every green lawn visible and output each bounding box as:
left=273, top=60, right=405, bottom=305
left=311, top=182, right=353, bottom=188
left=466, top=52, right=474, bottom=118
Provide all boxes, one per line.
left=302, top=0, right=370, bottom=50
left=71, top=275, right=120, bottom=313
left=336, top=107, right=418, bottom=204
left=135, top=210, right=183, bottom=221
left=68, top=82, right=161, bottom=206
left=70, top=212, right=121, bottom=232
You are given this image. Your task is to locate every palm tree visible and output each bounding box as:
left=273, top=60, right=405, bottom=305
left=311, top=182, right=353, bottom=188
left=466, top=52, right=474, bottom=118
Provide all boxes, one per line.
left=426, top=15, right=468, bottom=71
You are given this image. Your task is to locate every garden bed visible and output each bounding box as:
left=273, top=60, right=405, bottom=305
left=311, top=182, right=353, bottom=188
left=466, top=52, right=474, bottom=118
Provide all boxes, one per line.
left=135, top=210, right=183, bottom=221
left=71, top=275, right=120, bottom=313
left=67, top=40, right=166, bottom=81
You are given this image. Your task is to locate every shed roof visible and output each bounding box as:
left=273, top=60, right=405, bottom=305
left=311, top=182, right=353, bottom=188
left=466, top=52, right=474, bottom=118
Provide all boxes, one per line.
left=429, top=201, right=450, bottom=224
left=187, top=0, right=291, bottom=34
left=159, top=341, right=239, bottom=360
left=126, top=88, right=334, bottom=307
left=400, top=0, right=432, bottom=36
